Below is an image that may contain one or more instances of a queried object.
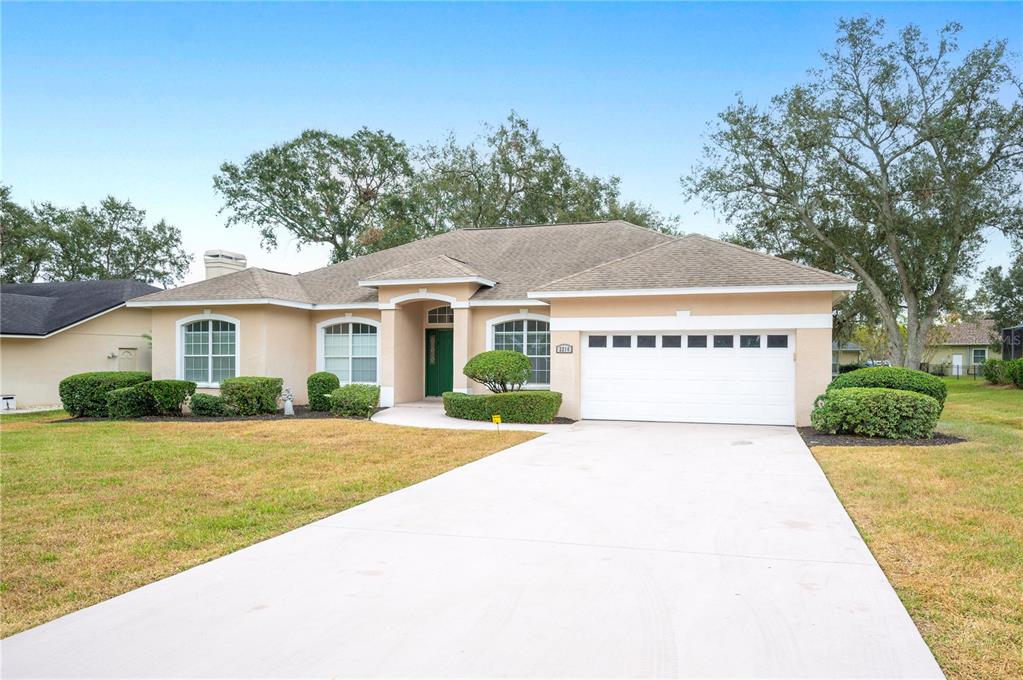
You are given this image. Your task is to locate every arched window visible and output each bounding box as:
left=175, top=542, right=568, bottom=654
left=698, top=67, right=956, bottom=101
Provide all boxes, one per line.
left=426, top=305, right=454, bottom=324
left=322, top=322, right=378, bottom=383
left=492, top=318, right=550, bottom=385
left=181, top=318, right=237, bottom=385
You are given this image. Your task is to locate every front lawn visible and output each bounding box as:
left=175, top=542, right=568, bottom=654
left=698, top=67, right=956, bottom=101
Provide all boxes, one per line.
left=0, top=412, right=536, bottom=637
left=812, top=378, right=1023, bottom=679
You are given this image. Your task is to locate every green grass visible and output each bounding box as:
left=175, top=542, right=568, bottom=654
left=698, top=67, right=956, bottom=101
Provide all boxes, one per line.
left=0, top=412, right=536, bottom=637
left=813, top=378, right=1023, bottom=679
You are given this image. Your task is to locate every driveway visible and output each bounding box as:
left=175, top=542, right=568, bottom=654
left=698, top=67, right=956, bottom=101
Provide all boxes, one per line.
left=2, top=421, right=941, bottom=678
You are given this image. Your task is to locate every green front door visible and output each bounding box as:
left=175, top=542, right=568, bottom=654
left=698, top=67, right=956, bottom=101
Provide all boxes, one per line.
left=425, top=328, right=454, bottom=396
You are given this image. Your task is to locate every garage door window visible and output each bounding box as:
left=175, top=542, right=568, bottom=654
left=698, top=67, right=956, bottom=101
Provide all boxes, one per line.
left=662, top=335, right=682, bottom=348
left=637, top=335, right=656, bottom=348
left=588, top=335, right=607, bottom=348
left=740, top=334, right=761, bottom=348
left=713, top=335, right=734, bottom=348
left=767, top=334, right=789, bottom=348
left=612, top=335, right=632, bottom=348
left=687, top=335, right=707, bottom=348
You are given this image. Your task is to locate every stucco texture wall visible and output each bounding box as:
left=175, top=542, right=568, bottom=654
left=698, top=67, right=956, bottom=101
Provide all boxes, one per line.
left=150, top=305, right=319, bottom=403
left=0, top=307, right=153, bottom=408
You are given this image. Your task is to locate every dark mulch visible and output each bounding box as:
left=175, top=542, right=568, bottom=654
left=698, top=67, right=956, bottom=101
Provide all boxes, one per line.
left=798, top=427, right=966, bottom=448
left=53, top=405, right=376, bottom=424
left=552, top=417, right=576, bottom=425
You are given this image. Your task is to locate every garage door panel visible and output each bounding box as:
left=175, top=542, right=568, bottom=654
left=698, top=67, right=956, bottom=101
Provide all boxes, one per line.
left=580, top=332, right=795, bottom=425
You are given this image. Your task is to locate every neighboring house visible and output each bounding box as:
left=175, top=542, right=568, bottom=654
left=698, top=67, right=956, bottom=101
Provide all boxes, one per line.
left=831, top=341, right=864, bottom=375
left=925, top=319, right=997, bottom=376
left=127, top=221, right=856, bottom=426
left=0, top=280, right=160, bottom=409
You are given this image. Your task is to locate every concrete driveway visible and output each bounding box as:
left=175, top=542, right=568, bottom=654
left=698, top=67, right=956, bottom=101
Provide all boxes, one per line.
left=2, top=421, right=942, bottom=678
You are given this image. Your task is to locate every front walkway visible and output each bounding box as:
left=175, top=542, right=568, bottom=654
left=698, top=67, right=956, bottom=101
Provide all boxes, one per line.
left=2, top=421, right=941, bottom=678
left=372, top=398, right=565, bottom=432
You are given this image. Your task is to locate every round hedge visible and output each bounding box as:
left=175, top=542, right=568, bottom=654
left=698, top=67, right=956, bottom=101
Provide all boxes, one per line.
left=190, top=392, right=229, bottom=417
left=329, top=384, right=380, bottom=418
left=463, top=350, right=532, bottom=392
left=58, top=371, right=152, bottom=418
left=307, top=371, right=341, bottom=412
left=811, top=387, right=941, bottom=439
left=828, top=366, right=947, bottom=409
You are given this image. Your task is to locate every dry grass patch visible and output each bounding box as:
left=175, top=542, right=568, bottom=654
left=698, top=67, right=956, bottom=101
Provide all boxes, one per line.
left=0, top=412, right=536, bottom=636
left=812, top=379, right=1023, bottom=679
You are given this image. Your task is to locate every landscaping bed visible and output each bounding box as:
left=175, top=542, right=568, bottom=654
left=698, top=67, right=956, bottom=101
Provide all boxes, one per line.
left=51, top=405, right=377, bottom=424
left=798, top=427, right=964, bottom=448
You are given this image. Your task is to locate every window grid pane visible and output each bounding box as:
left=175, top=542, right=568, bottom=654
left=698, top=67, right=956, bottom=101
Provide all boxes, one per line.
left=767, top=335, right=789, bottom=348
left=323, top=322, right=377, bottom=384
left=492, top=319, right=550, bottom=384
left=427, top=306, right=454, bottom=324
left=740, top=334, right=761, bottom=348
left=183, top=319, right=236, bottom=384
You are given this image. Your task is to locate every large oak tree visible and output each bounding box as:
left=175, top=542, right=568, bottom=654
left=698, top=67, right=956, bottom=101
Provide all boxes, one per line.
left=2, top=187, right=190, bottom=287
left=214, top=128, right=415, bottom=264
left=683, top=18, right=1023, bottom=367
left=37, top=196, right=191, bottom=287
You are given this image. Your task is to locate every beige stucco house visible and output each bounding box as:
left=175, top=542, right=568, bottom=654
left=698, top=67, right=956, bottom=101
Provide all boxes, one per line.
left=0, top=280, right=159, bottom=409
left=925, top=319, right=998, bottom=376
left=128, top=222, right=856, bottom=426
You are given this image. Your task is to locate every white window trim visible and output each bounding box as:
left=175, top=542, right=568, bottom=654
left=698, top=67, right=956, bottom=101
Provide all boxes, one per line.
left=175, top=312, right=241, bottom=388
left=315, top=316, right=381, bottom=385
left=485, top=312, right=552, bottom=389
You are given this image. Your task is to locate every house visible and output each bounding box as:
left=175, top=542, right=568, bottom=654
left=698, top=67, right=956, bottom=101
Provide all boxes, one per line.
left=831, top=341, right=864, bottom=374
left=127, top=221, right=856, bottom=426
left=925, top=319, right=998, bottom=376
left=0, top=280, right=160, bottom=409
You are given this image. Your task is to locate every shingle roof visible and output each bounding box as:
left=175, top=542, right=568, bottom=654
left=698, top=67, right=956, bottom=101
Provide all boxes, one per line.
left=360, top=255, right=494, bottom=283
left=131, top=221, right=854, bottom=307
left=0, top=280, right=161, bottom=336
left=533, top=234, right=852, bottom=292
left=938, top=319, right=997, bottom=345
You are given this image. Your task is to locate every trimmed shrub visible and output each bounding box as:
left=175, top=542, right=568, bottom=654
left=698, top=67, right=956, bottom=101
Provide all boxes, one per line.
left=59, top=371, right=152, bottom=417
left=307, top=372, right=340, bottom=412
left=105, top=386, right=156, bottom=419
left=220, top=376, right=283, bottom=415
left=136, top=379, right=196, bottom=415
left=1006, top=359, right=1023, bottom=388
left=463, top=350, right=532, bottom=392
left=837, top=363, right=864, bottom=374
left=981, top=359, right=1011, bottom=385
left=811, top=387, right=941, bottom=439
left=828, top=366, right=947, bottom=409
left=443, top=390, right=563, bottom=424
left=329, top=384, right=380, bottom=418
left=190, top=393, right=229, bottom=417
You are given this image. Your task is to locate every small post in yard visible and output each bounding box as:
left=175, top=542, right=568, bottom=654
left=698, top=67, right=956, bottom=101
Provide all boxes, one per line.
left=283, top=388, right=295, bottom=416
left=491, top=414, right=501, bottom=433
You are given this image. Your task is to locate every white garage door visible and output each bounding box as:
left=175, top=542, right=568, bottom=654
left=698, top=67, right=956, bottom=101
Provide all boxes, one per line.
left=580, top=331, right=795, bottom=425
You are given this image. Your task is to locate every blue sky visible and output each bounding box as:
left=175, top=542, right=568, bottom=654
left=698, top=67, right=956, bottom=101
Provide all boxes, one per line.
left=3, top=1, right=1020, bottom=284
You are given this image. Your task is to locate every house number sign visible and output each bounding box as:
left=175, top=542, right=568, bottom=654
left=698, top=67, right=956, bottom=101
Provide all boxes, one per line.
left=555, top=343, right=573, bottom=354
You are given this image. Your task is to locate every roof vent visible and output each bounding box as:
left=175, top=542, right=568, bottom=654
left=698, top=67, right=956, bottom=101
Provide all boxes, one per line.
left=203, top=250, right=247, bottom=280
